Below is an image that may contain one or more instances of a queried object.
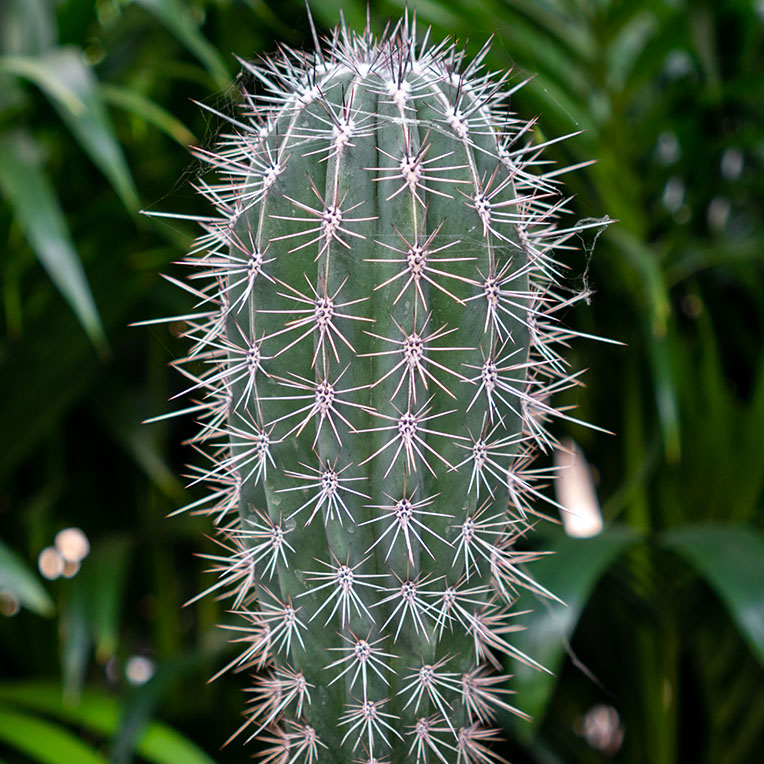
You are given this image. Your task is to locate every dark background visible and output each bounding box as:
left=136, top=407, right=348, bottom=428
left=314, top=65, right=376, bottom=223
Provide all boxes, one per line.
left=1, top=1, right=762, bottom=762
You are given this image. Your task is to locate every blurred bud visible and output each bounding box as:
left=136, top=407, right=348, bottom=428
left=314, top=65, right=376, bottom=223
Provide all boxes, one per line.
left=655, top=131, right=680, bottom=165
left=575, top=704, right=624, bottom=755
left=0, top=589, right=20, bottom=617
left=55, top=527, right=90, bottom=563
left=555, top=439, right=603, bottom=538
left=662, top=177, right=685, bottom=213
left=62, top=560, right=81, bottom=579
left=38, top=546, right=64, bottom=580
left=681, top=293, right=703, bottom=319
left=126, top=656, right=155, bottom=686
left=674, top=204, right=691, bottom=224
left=105, top=657, right=120, bottom=684
left=664, top=50, right=693, bottom=78
left=707, top=197, right=731, bottom=232
left=720, top=147, right=744, bottom=181
left=95, top=0, right=121, bottom=27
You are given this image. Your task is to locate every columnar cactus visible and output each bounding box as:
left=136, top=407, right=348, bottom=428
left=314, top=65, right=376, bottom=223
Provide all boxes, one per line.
left=155, top=11, right=607, bottom=764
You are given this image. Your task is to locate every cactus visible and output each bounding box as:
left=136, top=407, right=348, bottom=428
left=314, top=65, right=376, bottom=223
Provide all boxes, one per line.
left=152, top=10, right=609, bottom=764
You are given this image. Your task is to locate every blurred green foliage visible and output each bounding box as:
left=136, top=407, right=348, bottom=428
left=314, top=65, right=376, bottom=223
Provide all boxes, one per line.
left=0, top=1, right=762, bottom=762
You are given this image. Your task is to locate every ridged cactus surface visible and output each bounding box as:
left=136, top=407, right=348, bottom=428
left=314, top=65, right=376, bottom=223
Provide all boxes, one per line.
left=156, top=12, right=607, bottom=764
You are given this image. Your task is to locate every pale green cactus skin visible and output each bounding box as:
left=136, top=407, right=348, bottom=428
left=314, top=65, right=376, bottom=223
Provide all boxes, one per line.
left=161, top=13, right=604, bottom=764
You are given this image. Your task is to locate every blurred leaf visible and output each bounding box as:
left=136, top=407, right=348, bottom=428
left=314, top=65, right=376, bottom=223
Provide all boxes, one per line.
left=0, top=48, right=139, bottom=211
left=60, top=537, right=132, bottom=698
left=100, top=84, right=196, bottom=146
left=738, top=359, right=764, bottom=515
left=0, top=0, right=56, bottom=56
left=60, top=574, right=91, bottom=701
left=124, top=722, right=219, bottom=764
left=0, top=131, right=106, bottom=351
left=0, top=537, right=53, bottom=616
left=508, top=526, right=639, bottom=733
left=133, top=0, right=230, bottom=90
left=386, top=0, right=462, bottom=29
left=111, top=651, right=223, bottom=764
left=0, top=706, right=109, bottom=764
left=94, top=383, right=185, bottom=501
left=610, top=228, right=680, bottom=460
left=0, top=239, right=163, bottom=481
left=79, top=537, right=132, bottom=662
left=605, top=9, right=657, bottom=92
left=0, top=682, right=218, bottom=764
left=664, top=525, right=764, bottom=668
left=647, top=328, right=681, bottom=462
left=303, top=0, right=367, bottom=30
left=0, top=318, right=98, bottom=480
left=244, top=0, right=302, bottom=41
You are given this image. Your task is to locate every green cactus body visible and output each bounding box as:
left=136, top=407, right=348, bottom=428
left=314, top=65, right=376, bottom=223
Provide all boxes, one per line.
left=161, top=13, right=605, bottom=764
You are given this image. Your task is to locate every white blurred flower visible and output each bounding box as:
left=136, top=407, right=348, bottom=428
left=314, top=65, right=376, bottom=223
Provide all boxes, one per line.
left=576, top=704, right=624, bottom=755
left=0, top=590, right=20, bottom=617
left=55, top=527, right=90, bottom=563
left=126, top=656, right=155, bottom=686
left=38, top=546, right=64, bottom=580
left=554, top=439, right=604, bottom=538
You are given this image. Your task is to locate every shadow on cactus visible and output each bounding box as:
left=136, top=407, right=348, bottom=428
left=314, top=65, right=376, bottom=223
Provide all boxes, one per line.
left=146, top=10, right=612, bottom=764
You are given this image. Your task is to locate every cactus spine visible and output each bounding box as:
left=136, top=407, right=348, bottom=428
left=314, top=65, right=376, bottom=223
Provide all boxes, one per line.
left=157, top=11, right=607, bottom=764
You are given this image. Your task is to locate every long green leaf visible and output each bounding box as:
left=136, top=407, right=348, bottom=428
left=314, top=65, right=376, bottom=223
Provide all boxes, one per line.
left=70, top=536, right=133, bottom=664
left=60, top=572, right=91, bottom=701
left=0, top=48, right=139, bottom=211
left=60, top=539, right=131, bottom=699
left=664, top=525, right=764, bottom=667
left=0, top=537, right=53, bottom=616
left=610, top=228, right=680, bottom=460
left=111, top=653, right=214, bottom=764
left=0, top=683, right=218, bottom=764
left=133, top=0, right=230, bottom=89
left=89, top=538, right=132, bottom=662
left=0, top=707, right=109, bottom=764
left=507, top=526, right=639, bottom=734
left=100, top=84, right=195, bottom=146
left=0, top=0, right=55, bottom=56
left=0, top=131, right=106, bottom=351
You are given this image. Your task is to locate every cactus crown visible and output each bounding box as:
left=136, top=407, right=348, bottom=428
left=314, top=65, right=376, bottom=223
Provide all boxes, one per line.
left=151, top=9, right=609, bottom=764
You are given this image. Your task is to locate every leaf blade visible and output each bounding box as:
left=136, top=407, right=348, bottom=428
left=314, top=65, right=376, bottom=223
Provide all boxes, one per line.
left=0, top=682, right=218, bottom=764
left=0, top=48, right=139, bottom=211
left=100, top=83, right=196, bottom=146
left=0, top=538, right=54, bottom=616
left=133, top=0, right=230, bottom=89
left=0, top=131, right=107, bottom=350
left=664, top=525, right=764, bottom=667
left=507, top=527, right=639, bottom=731
left=0, top=707, right=109, bottom=764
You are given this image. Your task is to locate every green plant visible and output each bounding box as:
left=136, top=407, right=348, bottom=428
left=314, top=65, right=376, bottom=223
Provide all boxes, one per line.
left=154, top=10, right=611, bottom=763
left=3, top=2, right=762, bottom=763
